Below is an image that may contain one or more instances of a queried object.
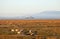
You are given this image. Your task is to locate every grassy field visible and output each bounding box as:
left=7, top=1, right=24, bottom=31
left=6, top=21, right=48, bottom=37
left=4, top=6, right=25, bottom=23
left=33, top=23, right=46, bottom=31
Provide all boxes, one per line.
left=0, top=20, right=60, bottom=39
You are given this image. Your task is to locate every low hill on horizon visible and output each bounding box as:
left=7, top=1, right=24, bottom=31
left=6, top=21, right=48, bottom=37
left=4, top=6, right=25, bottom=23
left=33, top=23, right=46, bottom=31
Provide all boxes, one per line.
left=0, top=11, right=60, bottom=20
left=33, top=11, right=60, bottom=19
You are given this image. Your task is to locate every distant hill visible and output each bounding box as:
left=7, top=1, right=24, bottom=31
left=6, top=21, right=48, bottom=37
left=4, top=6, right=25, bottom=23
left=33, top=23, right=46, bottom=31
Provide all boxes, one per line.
left=33, top=11, right=60, bottom=19
left=0, top=11, right=60, bottom=20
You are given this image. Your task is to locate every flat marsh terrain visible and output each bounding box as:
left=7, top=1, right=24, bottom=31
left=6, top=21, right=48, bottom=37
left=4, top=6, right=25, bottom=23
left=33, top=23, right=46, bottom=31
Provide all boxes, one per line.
left=0, top=20, right=60, bottom=39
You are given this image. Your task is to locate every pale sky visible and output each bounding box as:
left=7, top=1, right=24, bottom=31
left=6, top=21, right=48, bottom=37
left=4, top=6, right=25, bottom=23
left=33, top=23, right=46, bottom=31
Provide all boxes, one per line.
left=0, top=0, right=60, bottom=17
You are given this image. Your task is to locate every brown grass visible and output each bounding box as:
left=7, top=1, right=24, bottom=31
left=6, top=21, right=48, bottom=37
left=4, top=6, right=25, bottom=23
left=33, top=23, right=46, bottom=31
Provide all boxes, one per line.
left=0, top=20, right=60, bottom=24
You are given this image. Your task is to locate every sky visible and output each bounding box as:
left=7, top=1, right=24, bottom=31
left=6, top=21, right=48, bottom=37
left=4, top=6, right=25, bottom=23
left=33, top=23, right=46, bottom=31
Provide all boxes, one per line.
left=0, top=0, right=60, bottom=17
